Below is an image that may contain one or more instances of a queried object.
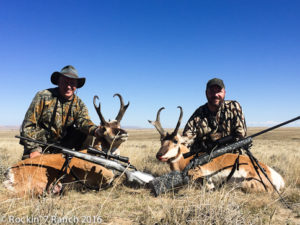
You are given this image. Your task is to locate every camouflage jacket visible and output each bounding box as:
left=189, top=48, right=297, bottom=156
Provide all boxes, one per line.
left=20, top=88, right=98, bottom=153
left=183, top=100, right=247, bottom=153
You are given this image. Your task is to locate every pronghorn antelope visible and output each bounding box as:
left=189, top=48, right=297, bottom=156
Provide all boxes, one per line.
left=149, top=107, right=285, bottom=192
left=3, top=94, right=130, bottom=196
left=92, top=93, right=130, bottom=155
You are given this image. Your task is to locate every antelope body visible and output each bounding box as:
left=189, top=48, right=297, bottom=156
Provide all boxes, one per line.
left=3, top=94, right=130, bottom=196
left=4, top=153, right=114, bottom=196
left=149, top=107, right=285, bottom=192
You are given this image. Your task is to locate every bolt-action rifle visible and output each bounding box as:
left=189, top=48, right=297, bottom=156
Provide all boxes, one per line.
left=16, top=135, right=155, bottom=185
left=149, top=116, right=300, bottom=198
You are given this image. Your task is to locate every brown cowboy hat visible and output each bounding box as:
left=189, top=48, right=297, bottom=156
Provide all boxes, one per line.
left=51, top=65, right=86, bottom=88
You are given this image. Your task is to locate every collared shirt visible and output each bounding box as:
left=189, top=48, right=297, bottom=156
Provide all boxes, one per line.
left=183, top=100, right=247, bottom=153
left=20, top=88, right=98, bottom=153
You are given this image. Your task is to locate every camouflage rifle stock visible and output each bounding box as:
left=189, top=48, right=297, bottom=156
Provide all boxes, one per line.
left=149, top=115, right=300, bottom=196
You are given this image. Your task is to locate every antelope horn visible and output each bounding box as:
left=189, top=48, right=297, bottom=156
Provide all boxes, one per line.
left=93, top=95, right=108, bottom=125
left=114, top=93, right=130, bottom=122
left=171, top=106, right=183, bottom=137
left=148, top=107, right=166, bottom=138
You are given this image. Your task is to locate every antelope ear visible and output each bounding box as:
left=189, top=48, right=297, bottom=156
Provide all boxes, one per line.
left=181, top=136, right=192, bottom=146
left=148, top=120, right=155, bottom=125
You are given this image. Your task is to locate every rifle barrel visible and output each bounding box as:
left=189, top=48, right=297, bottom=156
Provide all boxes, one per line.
left=250, top=116, right=300, bottom=138
left=16, top=135, right=60, bottom=148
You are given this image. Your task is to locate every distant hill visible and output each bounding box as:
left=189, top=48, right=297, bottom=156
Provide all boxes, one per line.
left=0, top=126, right=20, bottom=130
left=0, top=125, right=145, bottom=130
left=122, top=126, right=144, bottom=129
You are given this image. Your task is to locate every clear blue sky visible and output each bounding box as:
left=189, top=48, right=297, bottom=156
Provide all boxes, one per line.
left=0, top=0, right=299, bottom=128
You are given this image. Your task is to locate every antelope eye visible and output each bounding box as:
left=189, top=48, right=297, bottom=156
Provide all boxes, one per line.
left=173, top=140, right=178, bottom=144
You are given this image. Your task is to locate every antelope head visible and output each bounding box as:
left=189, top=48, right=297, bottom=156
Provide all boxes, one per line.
left=93, top=93, right=129, bottom=154
left=148, top=107, right=191, bottom=171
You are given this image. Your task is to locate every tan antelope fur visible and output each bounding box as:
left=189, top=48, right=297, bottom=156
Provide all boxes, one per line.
left=3, top=94, right=130, bottom=196
left=3, top=153, right=114, bottom=196
left=149, top=107, right=285, bottom=192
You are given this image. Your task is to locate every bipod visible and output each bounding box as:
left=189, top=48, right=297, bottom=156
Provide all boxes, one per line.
left=244, top=146, right=291, bottom=209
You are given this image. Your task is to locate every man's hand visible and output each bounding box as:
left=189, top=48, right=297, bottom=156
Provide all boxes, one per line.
left=29, top=147, right=42, bottom=158
left=94, top=126, right=105, bottom=139
left=30, top=151, right=41, bottom=158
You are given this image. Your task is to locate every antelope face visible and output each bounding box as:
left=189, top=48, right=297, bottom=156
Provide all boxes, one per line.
left=94, top=94, right=129, bottom=152
left=101, top=121, right=129, bottom=145
left=156, top=135, right=183, bottom=162
left=149, top=106, right=184, bottom=163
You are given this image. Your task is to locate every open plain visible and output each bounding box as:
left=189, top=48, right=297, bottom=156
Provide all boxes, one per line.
left=0, top=128, right=299, bottom=224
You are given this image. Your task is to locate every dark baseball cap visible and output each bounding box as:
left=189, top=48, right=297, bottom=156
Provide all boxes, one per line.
left=206, top=78, right=225, bottom=90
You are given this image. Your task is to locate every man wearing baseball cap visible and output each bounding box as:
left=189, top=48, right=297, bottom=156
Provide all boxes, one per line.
left=183, top=78, right=247, bottom=154
left=20, top=65, right=101, bottom=159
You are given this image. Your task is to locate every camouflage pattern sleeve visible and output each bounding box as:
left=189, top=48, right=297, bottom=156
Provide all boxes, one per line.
left=182, top=101, right=247, bottom=148
left=20, top=91, right=47, bottom=153
left=231, top=101, right=247, bottom=139
left=74, top=98, right=98, bottom=136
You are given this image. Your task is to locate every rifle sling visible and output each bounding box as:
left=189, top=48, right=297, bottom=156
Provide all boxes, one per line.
left=61, top=96, right=75, bottom=136
left=213, top=153, right=240, bottom=188
left=40, top=96, right=75, bottom=141
left=39, top=98, right=59, bottom=139
left=226, top=153, right=240, bottom=182
left=224, top=149, right=243, bottom=184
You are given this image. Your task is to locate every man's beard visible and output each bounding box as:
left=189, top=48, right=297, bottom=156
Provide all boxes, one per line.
left=208, top=97, right=224, bottom=108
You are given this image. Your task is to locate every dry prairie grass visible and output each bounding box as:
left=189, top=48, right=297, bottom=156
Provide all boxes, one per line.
left=0, top=128, right=299, bottom=224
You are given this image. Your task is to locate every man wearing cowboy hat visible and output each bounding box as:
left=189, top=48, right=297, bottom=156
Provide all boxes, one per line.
left=183, top=78, right=247, bottom=154
left=20, top=65, right=101, bottom=159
